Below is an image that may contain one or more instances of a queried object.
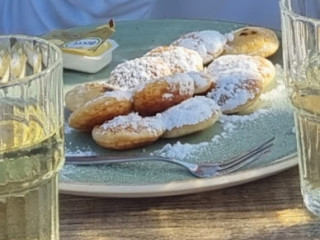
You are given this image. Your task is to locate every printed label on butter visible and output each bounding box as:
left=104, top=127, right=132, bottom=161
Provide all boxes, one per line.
left=43, top=19, right=115, bottom=56
left=64, top=37, right=102, bottom=49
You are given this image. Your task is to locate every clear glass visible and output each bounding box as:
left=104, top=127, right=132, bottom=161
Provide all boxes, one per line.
left=0, top=35, right=64, bottom=239
left=280, top=0, right=320, bottom=215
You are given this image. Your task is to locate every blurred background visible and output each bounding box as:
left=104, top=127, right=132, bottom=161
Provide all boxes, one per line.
left=0, top=0, right=282, bottom=35
left=151, top=0, right=281, bottom=30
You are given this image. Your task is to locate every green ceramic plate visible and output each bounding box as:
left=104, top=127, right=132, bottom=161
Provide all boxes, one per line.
left=60, top=19, right=298, bottom=198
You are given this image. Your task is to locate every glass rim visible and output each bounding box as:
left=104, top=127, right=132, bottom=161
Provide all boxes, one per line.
left=0, top=34, right=62, bottom=88
left=280, top=0, right=320, bottom=24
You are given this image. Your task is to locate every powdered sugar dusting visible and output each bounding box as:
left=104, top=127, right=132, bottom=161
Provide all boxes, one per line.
left=145, top=45, right=203, bottom=73
left=164, top=73, right=195, bottom=96
left=207, top=54, right=275, bottom=85
left=85, top=89, right=133, bottom=105
left=65, top=124, right=75, bottom=134
left=66, top=148, right=95, bottom=156
left=197, top=30, right=228, bottom=56
left=186, top=71, right=214, bottom=93
left=109, top=56, right=172, bottom=89
left=259, top=65, right=289, bottom=109
left=172, top=30, right=228, bottom=63
left=135, top=72, right=195, bottom=98
left=153, top=65, right=290, bottom=160
left=207, top=54, right=263, bottom=77
left=101, top=112, right=164, bottom=134
left=102, top=89, right=134, bottom=101
left=153, top=141, right=209, bottom=159
left=206, top=69, right=263, bottom=112
left=173, top=38, right=207, bottom=61
left=225, top=32, right=235, bottom=42
left=64, top=65, right=291, bottom=164
left=159, top=96, right=221, bottom=131
left=65, top=141, right=95, bottom=156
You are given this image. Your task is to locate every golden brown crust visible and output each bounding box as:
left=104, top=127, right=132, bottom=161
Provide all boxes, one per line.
left=223, top=27, right=279, bottom=58
left=92, top=113, right=164, bottom=150
left=133, top=73, right=194, bottom=116
left=68, top=93, right=133, bottom=132
left=65, top=82, right=119, bottom=112
left=254, top=56, right=276, bottom=87
left=92, top=128, right=162, bottom=150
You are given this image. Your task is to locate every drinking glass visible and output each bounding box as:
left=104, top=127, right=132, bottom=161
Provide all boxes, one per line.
left=280, top=0, right=320, bottom=215
left=0, top=35, right=64, bottom=239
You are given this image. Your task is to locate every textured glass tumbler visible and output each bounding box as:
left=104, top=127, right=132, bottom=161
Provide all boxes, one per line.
left=281, top=0, right=320, bottom=215
left=0, top=36, right=64, bottom=239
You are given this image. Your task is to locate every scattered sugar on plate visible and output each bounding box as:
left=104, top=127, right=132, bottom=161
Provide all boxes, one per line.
left=65, top=143, right=95, bottom=156
left=64, top=65, right=290, bottom=161
left=153, top=65, right=291, bottom=160
left=153, top=141, right=209, bottom=159
left=62, top=65, right=296, bottom=185
left=65, top=124, right=75, bottom=134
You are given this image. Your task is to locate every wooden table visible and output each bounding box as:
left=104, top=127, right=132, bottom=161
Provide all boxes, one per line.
left=59, top=166, right=320, bottom=239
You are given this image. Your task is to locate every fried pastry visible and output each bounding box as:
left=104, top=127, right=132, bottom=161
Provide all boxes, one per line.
left=144, top=45, right=203, bottom=73
left=160, top=96, right=221, bottom=138
left=68, top=90, right=133, bottom=131
left=109, top=56, right=172, bottom=89
left=65, top=82, right=119, bottom=112
left=92, top=112, right=164, bottom=150
left=207, top=54, right=275, bottom=87
left=223, top=26, right=279, bottom=58
left=172, top=30, right=228, bottom=65
left=206, top=68, right=264, bottom=114
left=133, top=73, right=195, bottom=116
left=186, top=71, right=215, bottom=95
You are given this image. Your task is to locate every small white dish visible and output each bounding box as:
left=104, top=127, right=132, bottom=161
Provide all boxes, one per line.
left=62, top=39, right=118, bottom=73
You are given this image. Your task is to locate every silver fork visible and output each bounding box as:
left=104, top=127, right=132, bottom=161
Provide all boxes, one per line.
left=66, top=137, right=275, bottom=178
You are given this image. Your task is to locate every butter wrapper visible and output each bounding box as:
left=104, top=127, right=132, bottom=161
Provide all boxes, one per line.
left=43, top=19, right=118, bottom=73
left=43, top=19, right=115, bottom=57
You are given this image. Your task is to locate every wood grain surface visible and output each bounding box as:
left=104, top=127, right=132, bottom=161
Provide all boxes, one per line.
left=59, top=167, right=320, bottom=240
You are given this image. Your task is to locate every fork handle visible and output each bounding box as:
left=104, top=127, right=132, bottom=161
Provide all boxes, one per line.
left=65, top=155, right=198, bottom=170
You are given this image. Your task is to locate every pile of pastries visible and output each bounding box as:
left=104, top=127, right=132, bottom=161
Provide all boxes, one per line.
left=65, top=26, right=279, bottom=150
